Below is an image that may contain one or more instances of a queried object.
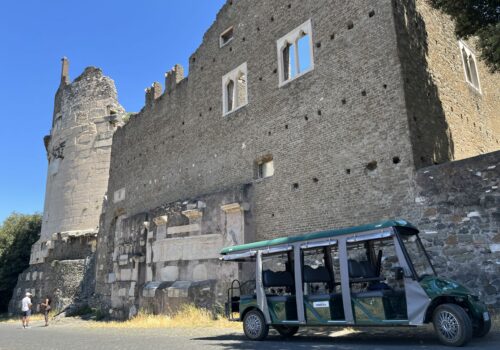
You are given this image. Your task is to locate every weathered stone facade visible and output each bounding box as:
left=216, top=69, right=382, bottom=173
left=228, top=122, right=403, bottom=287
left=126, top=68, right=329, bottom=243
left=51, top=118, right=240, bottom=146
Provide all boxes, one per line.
left=9, top=59, right=125, bottom=313
left=411, top=151, right=500, bottom=307
left=395, top=0, right=500, bottom=168
left=10, top=0, right=499, bottom=316
left=94, top=0, right=498, bottom=316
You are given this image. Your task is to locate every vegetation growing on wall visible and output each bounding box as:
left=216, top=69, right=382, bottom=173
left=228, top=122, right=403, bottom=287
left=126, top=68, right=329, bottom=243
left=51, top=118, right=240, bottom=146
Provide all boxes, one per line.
left=0, top=213, right=41, bottom=312
left=429, top=0, right=500, bottom=72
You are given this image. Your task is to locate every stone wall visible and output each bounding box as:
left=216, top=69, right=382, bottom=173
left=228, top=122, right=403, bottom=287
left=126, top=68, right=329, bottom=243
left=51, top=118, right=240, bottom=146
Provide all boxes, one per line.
left=9, top=62, right=124, bottom=313
left=95, top=187, right=248, bottom=318
left=36, top=62, right=124, bottom=254
left=412, top=151, right=500, bottom=307
left=395, top=0, right=499, bottom=168
left=8, top=258, right=92, bottom=314
left=105, top=0, right=416, bottom=244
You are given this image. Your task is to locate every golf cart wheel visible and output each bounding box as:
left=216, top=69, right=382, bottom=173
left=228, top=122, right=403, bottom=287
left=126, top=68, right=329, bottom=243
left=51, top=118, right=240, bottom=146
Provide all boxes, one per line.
left=243, top=309, right=269, bottom=341
left=473, top=318, right=491, bottom=337
left=274, top=325, right=299, bottom=338
left=433, top=304, right=472, bottom=347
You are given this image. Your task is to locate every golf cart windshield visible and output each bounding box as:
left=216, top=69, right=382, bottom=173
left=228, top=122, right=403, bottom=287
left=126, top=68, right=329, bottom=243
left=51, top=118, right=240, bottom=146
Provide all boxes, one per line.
left=400, top=232, right=436, bottom=279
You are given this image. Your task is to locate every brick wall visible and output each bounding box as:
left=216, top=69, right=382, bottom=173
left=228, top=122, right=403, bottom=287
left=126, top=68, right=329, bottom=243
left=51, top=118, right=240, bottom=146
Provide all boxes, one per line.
left=105, top=0, right=416, bottom=242
left=395, top=0, right=499, bottom=168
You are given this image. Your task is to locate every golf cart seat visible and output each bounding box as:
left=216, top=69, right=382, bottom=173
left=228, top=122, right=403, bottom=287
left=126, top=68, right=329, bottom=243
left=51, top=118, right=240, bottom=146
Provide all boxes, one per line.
left=348, top=259, right=384, bottom=284
left=303, top=265, right=331, bottom=283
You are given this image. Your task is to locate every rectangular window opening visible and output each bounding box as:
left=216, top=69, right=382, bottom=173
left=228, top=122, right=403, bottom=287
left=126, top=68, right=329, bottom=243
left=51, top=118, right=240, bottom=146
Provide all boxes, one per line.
left=256, top=156, right=274, bottom=179
left=277, top=20, right=314, bottom=86
left=220, top=27, right=234, bottom=47
left=222, top=63, right=248, bottom=116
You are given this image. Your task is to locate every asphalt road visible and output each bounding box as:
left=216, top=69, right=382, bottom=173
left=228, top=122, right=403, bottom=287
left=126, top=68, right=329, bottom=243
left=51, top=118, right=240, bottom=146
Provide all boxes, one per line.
left=0, top=320, right=498, bottom=350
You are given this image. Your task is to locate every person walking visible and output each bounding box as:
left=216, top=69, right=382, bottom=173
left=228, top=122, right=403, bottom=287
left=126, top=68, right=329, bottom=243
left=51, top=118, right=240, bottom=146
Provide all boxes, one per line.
left=21, top=292, right=32, bottom=329
left=40, top=296, right=51, bottom=326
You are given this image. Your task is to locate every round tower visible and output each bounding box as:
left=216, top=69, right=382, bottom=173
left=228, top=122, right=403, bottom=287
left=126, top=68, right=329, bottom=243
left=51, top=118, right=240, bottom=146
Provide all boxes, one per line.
left=31, top=58, right=125, bottom=264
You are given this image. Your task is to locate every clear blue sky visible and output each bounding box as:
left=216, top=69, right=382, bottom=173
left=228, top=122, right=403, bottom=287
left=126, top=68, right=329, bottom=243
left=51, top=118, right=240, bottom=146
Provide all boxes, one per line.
left=0, top=0, right=226, bottom=223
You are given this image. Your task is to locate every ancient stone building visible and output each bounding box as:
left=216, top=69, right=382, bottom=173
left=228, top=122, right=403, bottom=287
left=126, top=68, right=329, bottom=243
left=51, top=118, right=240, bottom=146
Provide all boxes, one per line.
left=9, top=58, right=125, bottom=312
left=94, top=0, right=499, bottom=317
left=10, top=0, right=499, bottom=316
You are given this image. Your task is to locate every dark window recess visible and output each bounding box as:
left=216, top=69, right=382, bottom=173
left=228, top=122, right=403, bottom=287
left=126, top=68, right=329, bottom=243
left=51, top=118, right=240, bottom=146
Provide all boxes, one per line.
left=220, top=27, right=234, bottom=47
left=347, top=21, right=354, bottom=30
left=369, top=10, right=375, bottom=17
left=292, top=183, right=299, bottom=190
left=393, top=157, right=401, bottom=164
left=226, top=80, right=235, bottom=112
left=346, top=169, right=351, bottom=174
left=312, top=177, right=319, bottom=183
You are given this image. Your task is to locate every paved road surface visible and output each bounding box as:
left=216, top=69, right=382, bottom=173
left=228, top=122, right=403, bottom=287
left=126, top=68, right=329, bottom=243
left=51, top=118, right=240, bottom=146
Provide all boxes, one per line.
left=0, top=320, right=498, bottom=350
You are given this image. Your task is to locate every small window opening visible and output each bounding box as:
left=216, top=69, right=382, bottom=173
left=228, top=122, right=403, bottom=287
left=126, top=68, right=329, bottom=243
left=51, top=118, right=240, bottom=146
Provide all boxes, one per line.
left=292, top=183, right=299, bottom=190
left=226, top=80, right=235, bottom=112
left=256, top=156, right=274, bottom=179
left=220, top=27, right=234, bottom=48
left=393, top=157, right=401, bottom=164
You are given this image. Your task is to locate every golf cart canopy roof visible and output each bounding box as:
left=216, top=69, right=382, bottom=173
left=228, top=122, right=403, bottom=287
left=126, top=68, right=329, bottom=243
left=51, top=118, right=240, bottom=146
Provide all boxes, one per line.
left=220, top=219, right=418, bottom=256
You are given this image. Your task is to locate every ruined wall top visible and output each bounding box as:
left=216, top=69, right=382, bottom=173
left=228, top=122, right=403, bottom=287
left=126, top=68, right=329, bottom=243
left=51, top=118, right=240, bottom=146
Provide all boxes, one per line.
left=38, top=58, right=125, bottom=247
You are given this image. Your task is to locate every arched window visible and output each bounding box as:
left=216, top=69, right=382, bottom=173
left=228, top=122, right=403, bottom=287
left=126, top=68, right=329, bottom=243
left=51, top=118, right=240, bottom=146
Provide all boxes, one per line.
left=226, top=79, right=235, bottom=112
left=459, top=40, right=481, bottom=92
left=277, top=20, right=314, bottom=86
left=222, top=63, right=248, bottom=116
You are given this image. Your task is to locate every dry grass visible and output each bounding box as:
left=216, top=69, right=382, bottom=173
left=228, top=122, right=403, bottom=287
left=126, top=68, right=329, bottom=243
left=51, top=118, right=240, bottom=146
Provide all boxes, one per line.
left=0, top=312, right=53, bottom=324
left=88, top=305, right=242, bottom=330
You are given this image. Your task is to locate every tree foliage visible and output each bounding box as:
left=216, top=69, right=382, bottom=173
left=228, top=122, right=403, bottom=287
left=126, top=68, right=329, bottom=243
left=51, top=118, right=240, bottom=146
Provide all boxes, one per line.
left=429, top=0, right=500, bottom=72
left=0, top=213, right=41, bottom=312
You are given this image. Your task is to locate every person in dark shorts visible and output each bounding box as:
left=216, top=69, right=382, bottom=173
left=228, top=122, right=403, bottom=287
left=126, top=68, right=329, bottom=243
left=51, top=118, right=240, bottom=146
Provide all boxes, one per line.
left=21, top=292, right=32, bottom=329
left=40, top=296, right=52, bottom=326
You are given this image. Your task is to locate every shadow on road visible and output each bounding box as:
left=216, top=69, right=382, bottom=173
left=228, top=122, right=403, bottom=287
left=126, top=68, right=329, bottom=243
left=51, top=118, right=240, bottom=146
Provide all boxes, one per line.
left=192, top=328, right=444, bottom=349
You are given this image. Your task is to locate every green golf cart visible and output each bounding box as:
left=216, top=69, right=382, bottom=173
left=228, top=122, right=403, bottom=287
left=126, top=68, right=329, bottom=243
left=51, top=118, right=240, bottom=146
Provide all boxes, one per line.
left=220, top=220, right=491, bottom=346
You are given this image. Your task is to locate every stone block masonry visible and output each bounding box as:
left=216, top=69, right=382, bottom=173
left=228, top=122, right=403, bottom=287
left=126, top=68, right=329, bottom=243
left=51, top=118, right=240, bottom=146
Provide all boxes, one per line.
left=412, top=151, right=500, bottom=307
left=97, top=0, right=498, bottom=315
left=9, top=59, right=125, bottom=314
left=10, top=0, right=500, bottom=316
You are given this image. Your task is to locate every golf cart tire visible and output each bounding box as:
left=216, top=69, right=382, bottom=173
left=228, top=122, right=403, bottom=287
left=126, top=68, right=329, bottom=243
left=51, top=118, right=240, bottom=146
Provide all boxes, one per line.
left=243, top=309, right=269, bottom=341
left=473, top=318, right=491, bottom=338
left=433, top=303, right=472, bottom=347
